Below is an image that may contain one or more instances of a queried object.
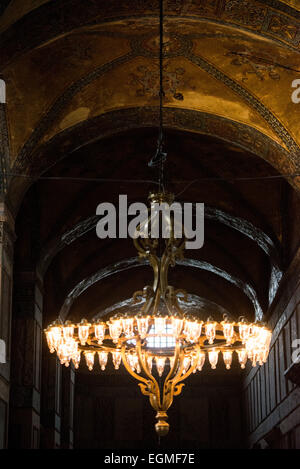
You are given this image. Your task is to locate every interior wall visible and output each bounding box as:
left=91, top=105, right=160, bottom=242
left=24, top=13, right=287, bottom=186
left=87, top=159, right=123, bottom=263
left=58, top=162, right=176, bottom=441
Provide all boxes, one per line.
left=0, top=203, right=15, bottom=449
left=243, top=250, right=300, bottom=449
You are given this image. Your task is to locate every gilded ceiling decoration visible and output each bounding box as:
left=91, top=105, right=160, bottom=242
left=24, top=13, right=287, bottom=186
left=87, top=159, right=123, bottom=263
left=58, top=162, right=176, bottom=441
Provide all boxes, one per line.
left=129, top=64, right=189, bottom=100
left=0, top=0, right=300, bottom=201
left=226, top=51, right=282, bottom=81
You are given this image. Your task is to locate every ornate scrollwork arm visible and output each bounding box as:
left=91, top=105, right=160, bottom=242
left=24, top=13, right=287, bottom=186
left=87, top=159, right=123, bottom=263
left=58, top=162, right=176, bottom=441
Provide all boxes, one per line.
left=173, top=383, right=185, bottom=396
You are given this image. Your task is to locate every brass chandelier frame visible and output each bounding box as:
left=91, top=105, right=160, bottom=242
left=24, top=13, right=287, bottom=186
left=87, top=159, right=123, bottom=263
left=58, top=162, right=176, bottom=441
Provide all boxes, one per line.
left=45, top=191, right=272, bottom=436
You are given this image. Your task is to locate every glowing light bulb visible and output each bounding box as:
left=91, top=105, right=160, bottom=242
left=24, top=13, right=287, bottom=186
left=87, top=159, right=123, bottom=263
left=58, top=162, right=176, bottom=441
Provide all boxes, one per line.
left=52, top=327, right=62, bottom=347
left=185, top=320, right=202, bottom=343
left=56, top=340, right=66, bottom=365
left=127, top=353, right=134, bottom=370
left=205, top=320, right=217, bottom=345
left=251, top=352, right=258, bottom=367
left=48, top=325, right=62, bottom=350
left=132, top=355, right=140, bottom=373
left=237, top=350, right=247, bottom=368
left=155, top=356, right=166, bottom=377
left=208, top=350, right=219, bottom=369
left=221, top=318, right=235, bottom=345
left=258, top=327, right=272, bottom=350
left=112, top=350, right=122, bottom=370
left=245, top=337, right=255, bottom=359
left=72, top=350, right=81, bottom=369
left=85, top=351, right=95, bottom=371
left=78, top=319, right=90, bottom=345
left=197, top=351, right=206, bottom=371
left=63, top=321, right=74, bottom=341
left=244, top=324, right=272, bottom=368
left=127, top=353, right=140, bottom=373
left=45, top=328, right=55, bottom=353
left=155, top=317, right=166, bottom=335
left=137, top=316, right=149, bottom=339
left=245, top=337, right=260, bottom=367
left=122, top=317, right=134, bottom=338
left=94, top=322, right=106, bottom=345
left=109, top=319, right=123, bottom=343
left=172, top=317, right=183, bottom=337
left=238, top=319, right=251, bottom=344
left=98, top=351, right=108, bottom=371
left=57, top=337, right=77, bottom=366
left=182, top=356, right=191, bottom=374
left=223, top=350, right=233, bottom=369
left=251, top=324, right=260, bottom=339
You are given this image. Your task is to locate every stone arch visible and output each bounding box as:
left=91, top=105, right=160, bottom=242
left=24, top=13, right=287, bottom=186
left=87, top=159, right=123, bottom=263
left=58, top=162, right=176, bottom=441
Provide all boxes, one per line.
left=8, top=108, right=300, bottom=213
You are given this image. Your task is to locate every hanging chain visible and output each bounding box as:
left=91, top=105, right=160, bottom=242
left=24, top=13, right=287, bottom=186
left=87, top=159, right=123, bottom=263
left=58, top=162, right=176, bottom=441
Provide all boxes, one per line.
left=158, top=0, right=164, bottom=192
left=148, top=0, right=167, bottom=191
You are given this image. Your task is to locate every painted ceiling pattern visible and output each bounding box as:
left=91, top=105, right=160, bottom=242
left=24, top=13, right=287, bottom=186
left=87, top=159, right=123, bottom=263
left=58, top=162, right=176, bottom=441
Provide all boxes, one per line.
left=0, top=0, right=299, bottom=194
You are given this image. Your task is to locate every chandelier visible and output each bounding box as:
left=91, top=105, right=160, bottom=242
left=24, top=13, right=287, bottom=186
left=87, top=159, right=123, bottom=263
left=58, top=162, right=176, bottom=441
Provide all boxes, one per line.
left=45, top=192, right=272, bottom=436
left=44, top=0, right=272, bottom=437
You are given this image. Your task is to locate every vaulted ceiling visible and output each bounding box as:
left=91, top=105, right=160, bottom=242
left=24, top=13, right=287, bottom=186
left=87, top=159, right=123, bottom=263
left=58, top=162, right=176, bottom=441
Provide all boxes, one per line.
left=2, top=0, right=300, bottom=328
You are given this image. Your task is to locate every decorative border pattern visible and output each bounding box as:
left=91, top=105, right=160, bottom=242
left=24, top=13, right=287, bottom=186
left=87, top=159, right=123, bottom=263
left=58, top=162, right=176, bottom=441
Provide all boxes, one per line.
left=1, top=0, right=300, bottom=70
left=187, top=53, right=300, bottom=157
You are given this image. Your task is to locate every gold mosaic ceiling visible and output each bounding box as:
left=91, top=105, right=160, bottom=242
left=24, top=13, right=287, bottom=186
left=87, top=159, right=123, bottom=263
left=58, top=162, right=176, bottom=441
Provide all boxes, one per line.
left=1, top=0, right=300, bottom=199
